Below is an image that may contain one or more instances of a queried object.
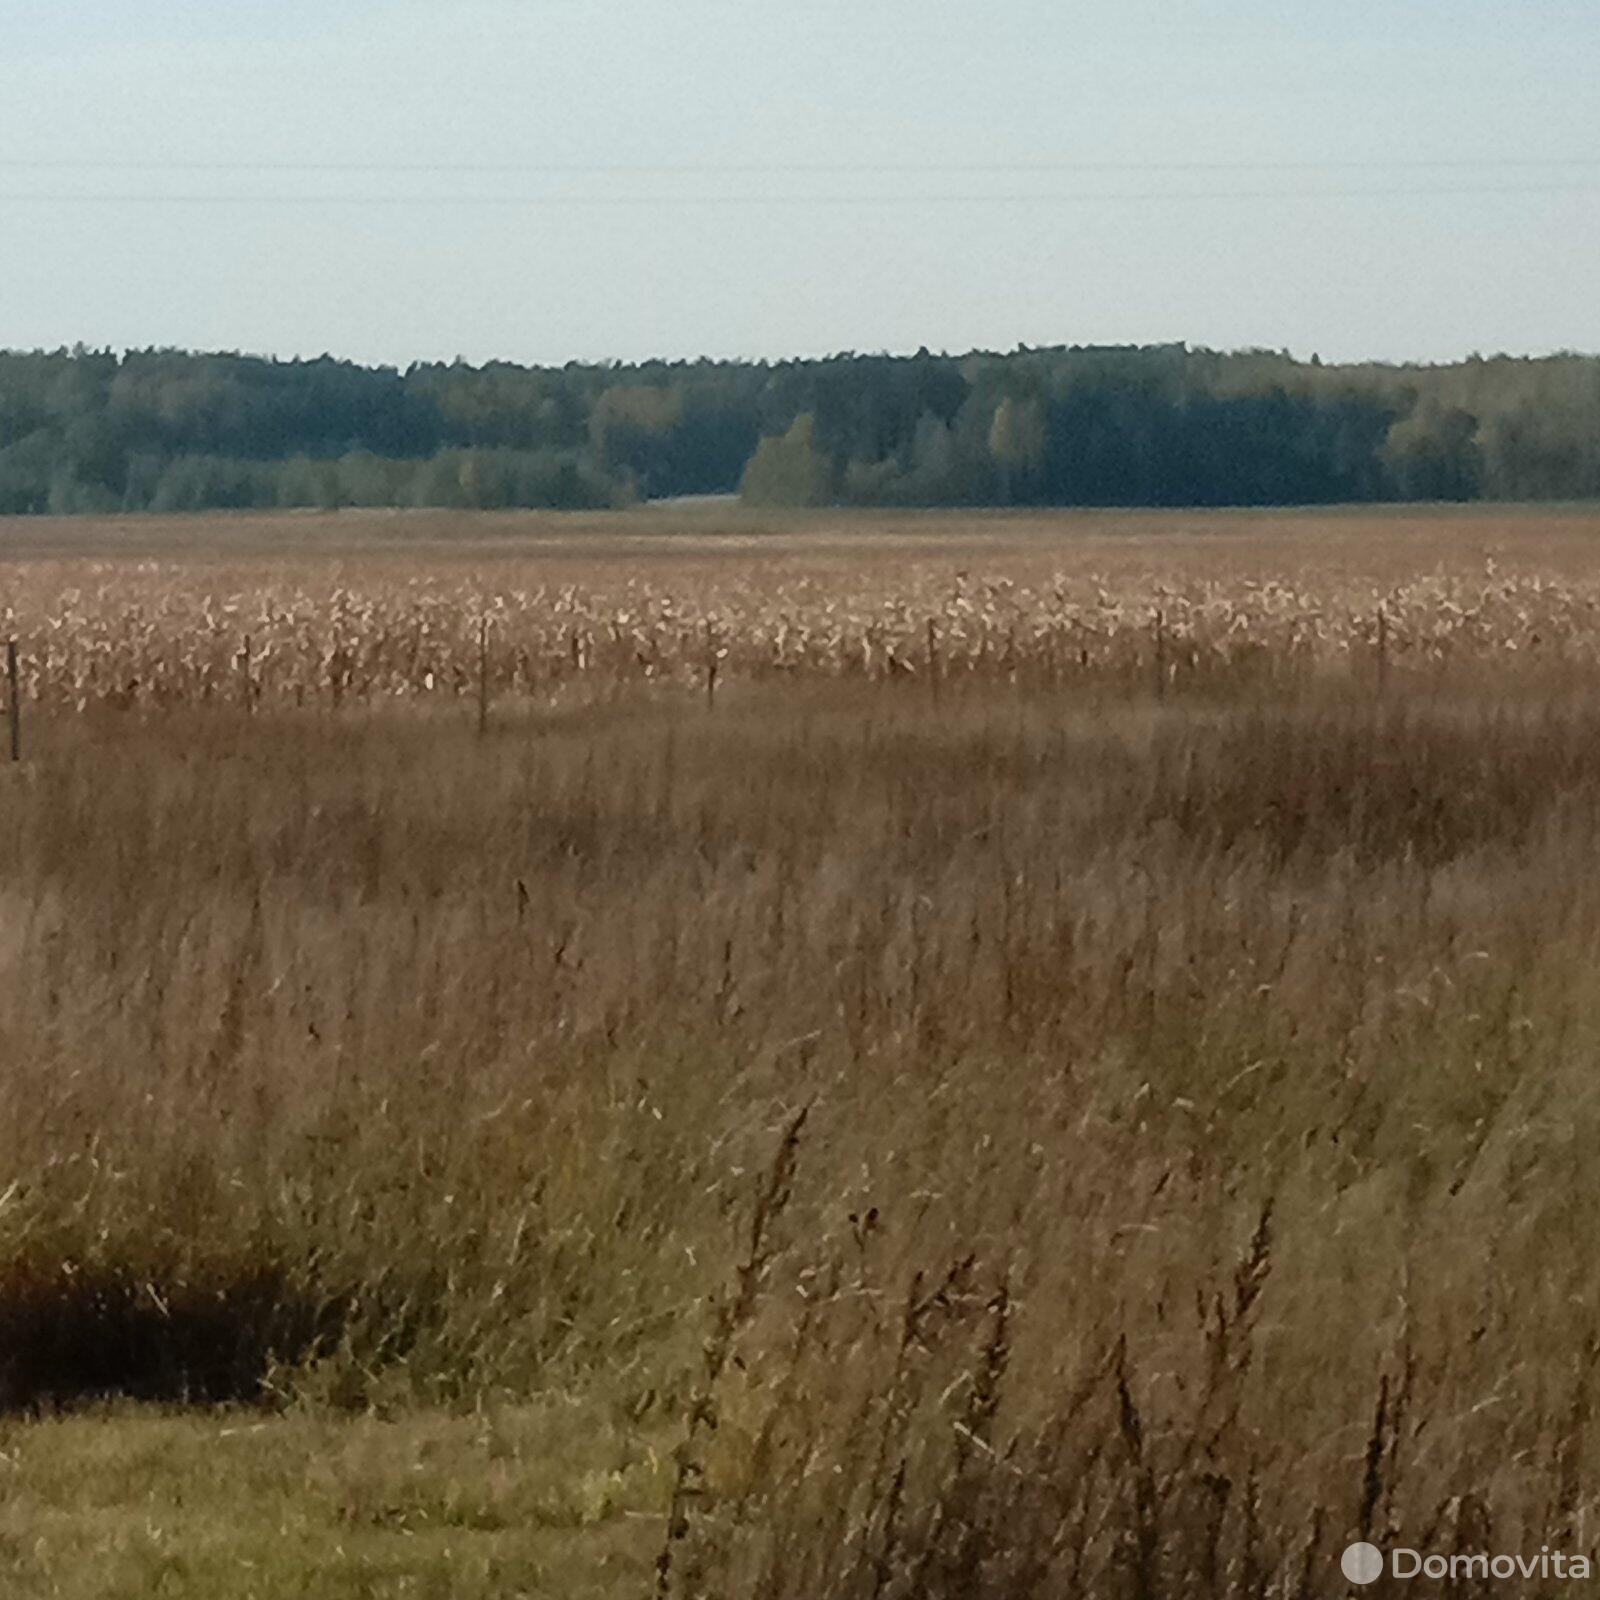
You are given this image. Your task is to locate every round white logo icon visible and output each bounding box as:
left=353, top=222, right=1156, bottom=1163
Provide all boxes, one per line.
left=1342, top=1542, right=1384, bottom=1585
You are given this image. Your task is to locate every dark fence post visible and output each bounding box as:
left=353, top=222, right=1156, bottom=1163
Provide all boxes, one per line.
left=7, top=640, right=19, bottom=762
left=477, top=616, right=490, bottom=738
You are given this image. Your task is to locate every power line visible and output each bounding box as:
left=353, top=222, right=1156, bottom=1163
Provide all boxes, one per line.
left=0, top=157, right=1596, bottom=176
left=0, top=184, right=1595, bottom=206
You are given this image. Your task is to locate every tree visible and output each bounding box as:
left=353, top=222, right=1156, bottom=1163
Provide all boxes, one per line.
left=1381, top=406, right=1483, bottom=501
left=740, top=414, right=836, bottom=506
left=988, top=396, right=1046, bottom=504
left=0, top=343, right=1596, bottom=517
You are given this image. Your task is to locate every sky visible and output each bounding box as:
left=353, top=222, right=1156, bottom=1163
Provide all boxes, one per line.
left=2, top=0, right=1596, bottom=368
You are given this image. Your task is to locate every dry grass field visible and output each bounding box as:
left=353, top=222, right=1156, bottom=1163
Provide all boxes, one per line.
left=3, top=503, right=1600, bottom=1597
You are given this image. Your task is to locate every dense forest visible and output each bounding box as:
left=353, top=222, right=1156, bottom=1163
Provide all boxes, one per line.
left=0, top=342, right=1596, bottom=515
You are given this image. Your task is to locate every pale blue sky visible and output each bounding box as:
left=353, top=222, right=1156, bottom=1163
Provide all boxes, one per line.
left=2, top=0, right=1596, bottom=366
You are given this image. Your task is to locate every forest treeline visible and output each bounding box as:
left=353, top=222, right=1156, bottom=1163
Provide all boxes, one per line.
left=1, top=342, right=1597, bottom=515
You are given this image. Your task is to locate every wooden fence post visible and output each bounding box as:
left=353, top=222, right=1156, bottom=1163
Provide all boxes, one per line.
left=477, top=616, right=490, bottom=737
left=705, top=622, right=719, bottom=712
left=927, top=617, right=940, bottom=704
left=7, top=640, right=19, bottom=763
left=1153, top=609, right=1167, bottom=702
left=1376, top=605, right=1389, bottom=698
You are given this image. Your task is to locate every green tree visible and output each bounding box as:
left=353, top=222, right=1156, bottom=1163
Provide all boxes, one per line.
left=740, top=414, right=836, bottom=506
left=988, top=396, right=1046, bottom=504
left=1381, top=406, right=1483, bottom=501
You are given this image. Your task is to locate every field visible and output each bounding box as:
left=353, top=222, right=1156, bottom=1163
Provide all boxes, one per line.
left=3, top=502, right=1600, bottom=1598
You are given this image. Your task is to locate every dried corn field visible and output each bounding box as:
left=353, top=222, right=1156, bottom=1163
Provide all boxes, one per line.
left=6, top=504, right=1600, bottom=714
left=5, top=504, right=1600, bottom=1600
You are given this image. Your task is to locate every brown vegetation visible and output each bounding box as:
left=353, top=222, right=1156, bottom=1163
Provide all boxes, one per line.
left=6, top=505, right=1600, bottom=716
left=1, top=505, right=1598, bottom=1595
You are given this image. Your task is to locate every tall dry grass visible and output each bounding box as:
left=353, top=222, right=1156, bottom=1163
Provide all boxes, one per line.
left=2, top=507, right=1600, bottom=1593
